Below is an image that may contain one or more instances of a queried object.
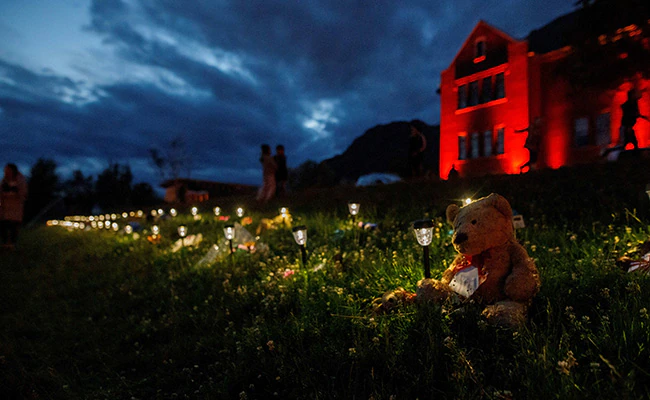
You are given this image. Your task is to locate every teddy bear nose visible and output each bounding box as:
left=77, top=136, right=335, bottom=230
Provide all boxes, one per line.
left=453, top=232, right=468, bottom=245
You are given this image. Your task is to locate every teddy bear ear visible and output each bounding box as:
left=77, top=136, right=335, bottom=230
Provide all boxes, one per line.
left=446, top=204, right=460, bottom=224
left=485, top=193, right=512, bottom=219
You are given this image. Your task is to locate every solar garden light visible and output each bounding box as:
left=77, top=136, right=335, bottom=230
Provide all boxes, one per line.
left=178, top=225, right=187, bottom=247
left=348, top=201, right=360, bottom=223
left=170, top=208, right=177, bottom=217
left=158, top=208, right=164, bottom=216
left=236, top=207, right=245, bottom=218
left=150, top=210, right=158, bottom=217
left=280, top=207, right=289, bottom=224
left=292, top=225, right=308, bottom=265
left=191, top=206, right=198, bottom=216
left=224, top=224, right=235, bottom=254
left=214, top=206, right=221, bottom=217
left=111, top=222, right=119, bottom=232
left=464, top=198, right=472, bottom=205
left=152, top=225, right=160, bottom=236
left=125, top=225, right=133, bottom=235
left=413, top=219, right=434, bottom=279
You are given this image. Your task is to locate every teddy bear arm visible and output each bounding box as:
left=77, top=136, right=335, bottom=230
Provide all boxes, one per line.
left=504, top=245, right=540, bottom=302
left=441, top=257, right=462, bottom=284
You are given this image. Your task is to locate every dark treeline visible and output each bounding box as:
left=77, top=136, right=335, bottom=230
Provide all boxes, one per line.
left=24, top=158, right=160, bottom=222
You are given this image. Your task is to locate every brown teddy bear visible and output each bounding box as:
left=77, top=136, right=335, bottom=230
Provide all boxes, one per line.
left=417, top=193, right=540, bottom=328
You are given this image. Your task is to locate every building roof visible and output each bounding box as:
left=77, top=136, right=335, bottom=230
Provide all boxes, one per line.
left=527, top=9, right=581, bottom=54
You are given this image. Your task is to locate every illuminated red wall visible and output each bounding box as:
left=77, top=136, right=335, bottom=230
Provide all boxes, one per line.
left=440, top=22, right=650, bottom=179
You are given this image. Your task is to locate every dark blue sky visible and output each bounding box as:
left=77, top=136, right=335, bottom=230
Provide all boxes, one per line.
left=0, top=0, right=575, bottom=187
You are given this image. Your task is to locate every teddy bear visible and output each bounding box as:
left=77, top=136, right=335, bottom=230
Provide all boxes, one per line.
left=416, top=193, right=540, bottom=328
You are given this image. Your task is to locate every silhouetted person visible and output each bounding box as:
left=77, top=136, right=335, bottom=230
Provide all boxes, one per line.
left=603, top=89, right=649, bottom=157
left=515, top=116, right=543, bottom=173
left=1, top=163, right=28, bottom=250
left=447, top=164, right=460, bottom=180
left=256, top=144, right=277, bottom=204
left=274, top=145, right=288, bottom=197
left=408, top=125, right=427, bottom=178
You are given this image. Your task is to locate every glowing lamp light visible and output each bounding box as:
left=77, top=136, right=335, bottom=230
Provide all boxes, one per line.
left=112, top=222, right=119, bottom=232
left=125, top=225, right=133, bottom=234
left=280, top=207, right=288, bottom=216
left=236, top=207, right=244, bottom=218
left=214, top=206, right=221, bottom=216
left=191, top=207, right=198, bottom=216
left=157, top=208, right=164, bottom=216
left=99, top=215, right=105, bottom=221
left=79, top=222, right=86, bottom=230
left=178, top=225, right=187, bottom=238
left=152, top=225, right=160, bottom=236
left=105, top=221, right=112, bottom=230
left=224, top=224, right=235, bottom=240
left=224, top=224, right=235, bottom=254
left=129, top=211, right=135, bottom=217
left=98, top=221, right=104, bottom=229
left=413, top=219, right=434, bottom=279
left=122, top=212, right=128, bottom=218
left=111, top=214, right=117, bottom=220
left=348, top=201, right=360, bottom=216
left=137, top=210, right=144, bottom=218
left=170, top=208, right=177, bottom=217
left=464, top=198, right=472, bottom=205
left=292, top=225, right=308, bottom=265
left=91, top=221, right=97, bottom=229
left=151, top=210, right=158, bottom=217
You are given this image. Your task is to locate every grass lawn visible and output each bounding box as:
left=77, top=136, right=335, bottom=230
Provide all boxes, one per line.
left=2, top=159, right=650, bottom=399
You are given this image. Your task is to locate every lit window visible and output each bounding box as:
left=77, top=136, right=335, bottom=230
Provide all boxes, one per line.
left=458, top=135, right=467, bottom=160
left=458, top=85, right=467, bottom=109
left=468, top=81, right=479, bottom=106
left=495, top=127, right=505, bottom=154
left=480, top=76, right=492, bottom=104
left=574, top=117, right=589, bottom=147
left=483, top=130, right=493, bottom=156
left=595, top=112, right=611, bottom=146
left=495, top=72, right=505, bottom=99
left=470, top=133, right=479, bottom=158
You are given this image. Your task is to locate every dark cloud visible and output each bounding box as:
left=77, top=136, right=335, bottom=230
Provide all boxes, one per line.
left=0, top=0, right=575, bottom=187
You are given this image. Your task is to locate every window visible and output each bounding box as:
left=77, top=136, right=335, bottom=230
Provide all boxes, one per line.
left=495, top=72, right=505, bottom=99
left=458, top=85, right=467, bottom=109
left=468, top=81, right=479, bottom=106
left=595, top=112, right=611, bottom=146
left=480, top=76, right=492, bottom=104
left=495, top=127, right=505, bottom=154
left=475, top=40, right=486, bottom=58
left=470, top=133, right=480, bottom=158
left=483, top=130, right=493, bottom=156
left=574, top=117, right=589, bottom=147
left=458, top=135, right=467, bottom=160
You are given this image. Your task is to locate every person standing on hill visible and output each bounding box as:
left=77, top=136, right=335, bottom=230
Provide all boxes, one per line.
left=256, top=144, right=277, bottom=204
left=1, top=163, right=28, bottom=250
left=274, top=145, right=288, bottom=197
left=408, top=125, right=427, bottom=178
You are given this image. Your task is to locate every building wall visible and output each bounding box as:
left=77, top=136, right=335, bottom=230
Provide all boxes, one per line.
left=439, top=26, right=530, bottom=179
left=441, top=22, right=650, bottom=179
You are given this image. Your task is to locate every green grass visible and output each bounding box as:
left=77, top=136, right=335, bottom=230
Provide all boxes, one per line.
left=2, top=159, right=650, bottom=399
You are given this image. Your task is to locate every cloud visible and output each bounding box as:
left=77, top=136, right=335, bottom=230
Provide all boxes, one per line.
left=0, top=0, right=576, bottom=187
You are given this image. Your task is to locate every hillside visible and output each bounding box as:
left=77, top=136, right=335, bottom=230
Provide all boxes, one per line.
left=320, top=120, right=440, bottom=184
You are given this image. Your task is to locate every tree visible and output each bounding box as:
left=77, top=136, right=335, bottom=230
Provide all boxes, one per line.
left=148, top=136, right=192, bottom=182
left=95, top=163, right=133, bottom=210
left=63, top=170, right=95, bottom=215
left=560, top=0, right=650, bottom=91
left=25, top=158, right=61, bottom=220
left=131, top=182, right=159, bottom=207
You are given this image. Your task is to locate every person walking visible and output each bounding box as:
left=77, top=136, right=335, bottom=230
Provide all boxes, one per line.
left=274, top=145, right=288, bottom=197
left=256, top=144, right=277, bottom=204
left=1, top=163, right=28, bottom=250
left=515, top=117, right=543, bottom=173
left=603, top=89, right=649, bottom=157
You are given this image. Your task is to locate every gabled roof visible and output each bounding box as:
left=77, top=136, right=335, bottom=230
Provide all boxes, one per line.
left=448, top=20, right=522, bottom=66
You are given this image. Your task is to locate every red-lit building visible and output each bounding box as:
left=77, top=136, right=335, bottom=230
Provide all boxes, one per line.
left=439, top=14, right=650, bottom=179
